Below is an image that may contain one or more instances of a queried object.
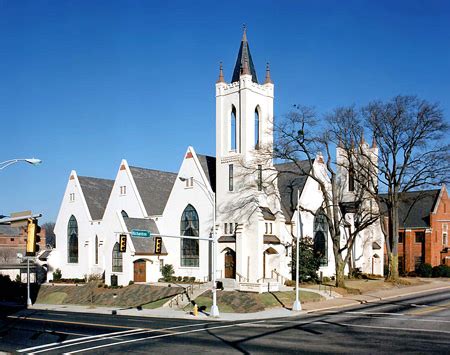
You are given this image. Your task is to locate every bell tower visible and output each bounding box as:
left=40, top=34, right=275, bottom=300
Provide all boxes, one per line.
left=215, top=28, right=275, bottom=217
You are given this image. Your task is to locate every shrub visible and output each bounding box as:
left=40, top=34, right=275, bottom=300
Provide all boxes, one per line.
left=15, top=274, right=21, bottom=283
left=417, top=263, right=433, bottom=277
left=284, top=279, right=295, bottom=287
left=161, top=264, right=174, bottom=282
left=322, top=276, right=331, bottom=283
left=292, top=237, right=321, bottom=283
left=432, top=265, right=450, bottom=278
left=88, top=273, right=103, bottom=282
left=177, top=276, right=183, bottom=282
left=53, top=268, right=62, bottom=281
left=182, top=276, right=189, bottom=283
left=128, top=280, right=134, bottom=286
left=189, top=277, right=195, bottom=283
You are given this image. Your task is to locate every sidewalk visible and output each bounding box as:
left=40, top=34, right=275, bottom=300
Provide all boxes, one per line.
left=29, top=278, right=450, bottom=322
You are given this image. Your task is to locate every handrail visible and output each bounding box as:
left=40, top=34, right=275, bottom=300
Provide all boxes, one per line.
left=236, top=272, right=247, bottom=283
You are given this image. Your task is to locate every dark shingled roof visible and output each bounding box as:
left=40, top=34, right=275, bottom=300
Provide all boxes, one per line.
left=260, top=207, right=276, bottom=221
left=275, top=160, right=313, bottom=222
left=123, top=217, right=160, bottom=235
left=231, top=30, right=258, bottom=83
left=197, top=154, right=216, bottom=192
left=380, top=189, right=440, bottom=229
left=0, top=225, right=22, bottom=236
left=78, top=176, right=114, bottom=220
left=129, top=166, right=177, bottom=216
left=123, top=217, right=167, bottom=255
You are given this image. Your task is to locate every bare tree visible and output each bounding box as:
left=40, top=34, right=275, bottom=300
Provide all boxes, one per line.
left=42, top=222, right=56, bottom=248
left=246, top=105, right=380, bottom=287
left=359, top=96, right=449, bottom=280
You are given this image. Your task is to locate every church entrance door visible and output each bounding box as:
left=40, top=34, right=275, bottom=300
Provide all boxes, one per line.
left=224, top=250, right=236, bottom=279
left=134, top=260, right=146, bottom=282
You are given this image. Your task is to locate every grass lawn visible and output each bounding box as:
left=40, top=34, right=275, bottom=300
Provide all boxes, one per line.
left=141, top=297, right=173, bottom=309
left=38, top=291, right=68, bottom=304
left=191, top=290, right=323, bottom=313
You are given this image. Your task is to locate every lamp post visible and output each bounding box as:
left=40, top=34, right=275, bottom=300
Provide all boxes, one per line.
left=292, top=189, right=302, bottom=311
left=179, top=176, right=219, bottom=317
left=0, top=158, right=42, bottom=170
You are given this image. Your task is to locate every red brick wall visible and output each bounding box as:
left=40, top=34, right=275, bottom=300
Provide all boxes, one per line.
left=430, top=187, right=449, bottom=265
left=385, top=186, right=450, bottom=273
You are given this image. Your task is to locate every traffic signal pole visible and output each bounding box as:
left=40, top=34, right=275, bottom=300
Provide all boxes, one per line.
left=27, top=258, right=32, bottom=307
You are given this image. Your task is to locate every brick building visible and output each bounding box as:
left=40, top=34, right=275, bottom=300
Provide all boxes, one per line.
left=0, top=225, right=46, bottom=263
left=386, top=185, right=450, bottom=274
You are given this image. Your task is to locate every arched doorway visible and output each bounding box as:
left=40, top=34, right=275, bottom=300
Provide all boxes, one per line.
left=224, top=249, right=236, bottom=279
left=134, top=259, right=146, bottom=282
left=263, top=247, right=278, bottom=279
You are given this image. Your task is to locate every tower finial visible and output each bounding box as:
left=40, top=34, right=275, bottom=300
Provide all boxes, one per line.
left=242, top=24, right=247, bottom=42
left=360, top=131, right=365, bottom=145
left=217, top=61, right=225, bottom=83
left=264, top=62, right=273, bottom=84
left=371, top=134, right=377, bottom=148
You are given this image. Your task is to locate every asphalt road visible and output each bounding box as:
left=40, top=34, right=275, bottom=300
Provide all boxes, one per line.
left=1, top=289, right=449, bottom=354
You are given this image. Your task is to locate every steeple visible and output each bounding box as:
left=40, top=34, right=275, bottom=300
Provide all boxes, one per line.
left=231, top=26, right=258, bottom=83
left=264, top=62, right=273, bottom=84
left=216, top=62, right=225, bottom=83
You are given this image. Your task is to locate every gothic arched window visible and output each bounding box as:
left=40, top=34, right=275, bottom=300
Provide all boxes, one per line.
left=255, top=107, right=260, bottom=149
left=180, top=204, right=199, bottom=267
left=95, top=235, right=99, bottom=265
left=67, top=215, right=78, bottom=263
left=230, top=106, right=237, bottom=151
left=112, top=242, right=123, bottom=272
left=313, top=209, right=328, bottom=266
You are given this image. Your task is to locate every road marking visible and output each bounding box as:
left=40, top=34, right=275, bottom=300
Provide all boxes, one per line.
left=407, top=301, right=450, bottom=315
left=237, top=323, right=281, bottom=328
left=24, top=322, right=213, bottom=354
left=330, top=322, right=450, bottom=335
left=345, top=311, right=405, bottom=316
left=63, top=320, right=267, bottom=354
left=8, top=315, right=138, bottom=330
left=17, top=328, right=144, bottom=353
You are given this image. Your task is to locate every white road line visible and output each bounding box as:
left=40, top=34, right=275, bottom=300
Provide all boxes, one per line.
left=330, top=322, right=450, bottom=335
left=345, top=311, right=405, bottom=316
left=64, top=320, right=267, bottom=354
left=27, top=321, right=213, bottom=354
left=17, top=328, right=144, bottom=353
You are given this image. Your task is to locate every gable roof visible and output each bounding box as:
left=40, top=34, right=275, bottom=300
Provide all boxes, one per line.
left=122, top=217, right=167, bottom=255
left=380, top=189, right=440, bottom=229
left=231, top=29, right=258, bottom=83
left=129, top=166, right=177, bottom=216
left=77, top=176, right=114, bottom=220
left=275, top=160, right=314, bottom=222
left=197, top=154, right=216, bottom=192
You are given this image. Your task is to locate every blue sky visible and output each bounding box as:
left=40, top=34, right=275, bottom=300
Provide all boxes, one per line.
left=1, top=0, right=449, bottom=222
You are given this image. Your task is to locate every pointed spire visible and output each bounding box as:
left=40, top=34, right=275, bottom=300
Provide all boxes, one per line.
left=231, top=26, right=258, bottom=83
left=217, top=61, right=225, bottom=83
left=264, top=62, right=273, bottom=84
left=242, top=24, right=247, bottom=42
left=371, top=135, right=377, bottom=148
left=242, top=59, right=250, bottom=75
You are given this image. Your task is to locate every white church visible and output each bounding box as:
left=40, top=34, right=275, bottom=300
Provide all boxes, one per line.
left=47, top=30, right=383, bottom=287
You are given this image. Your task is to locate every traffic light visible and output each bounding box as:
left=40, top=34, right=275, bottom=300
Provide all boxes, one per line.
left=154, top=236, right=162, bottom=254
left=119, top=234, right=127, bottom=252
left=26, top=218, right=41, bottom=256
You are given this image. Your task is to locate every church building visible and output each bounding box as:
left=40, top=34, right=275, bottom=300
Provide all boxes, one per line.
left=47, top=30, right=383, bottom=287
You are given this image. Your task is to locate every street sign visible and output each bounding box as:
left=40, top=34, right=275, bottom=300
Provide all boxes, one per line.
left=131, top=229, right=151, bottom=238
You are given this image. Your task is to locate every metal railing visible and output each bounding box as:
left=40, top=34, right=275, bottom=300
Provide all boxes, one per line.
left=236, top=272, right=247, bottom=283
left=168, top=283, right=195, bottom=308
left=271, top=269, right=290, bottom=285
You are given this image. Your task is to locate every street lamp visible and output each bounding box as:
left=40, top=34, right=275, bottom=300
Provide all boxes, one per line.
left=292, top=188, right=302, bottom=311
left=0, top=158, right=42, bottom=170
left=179, top=176, right=220, bottom=317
